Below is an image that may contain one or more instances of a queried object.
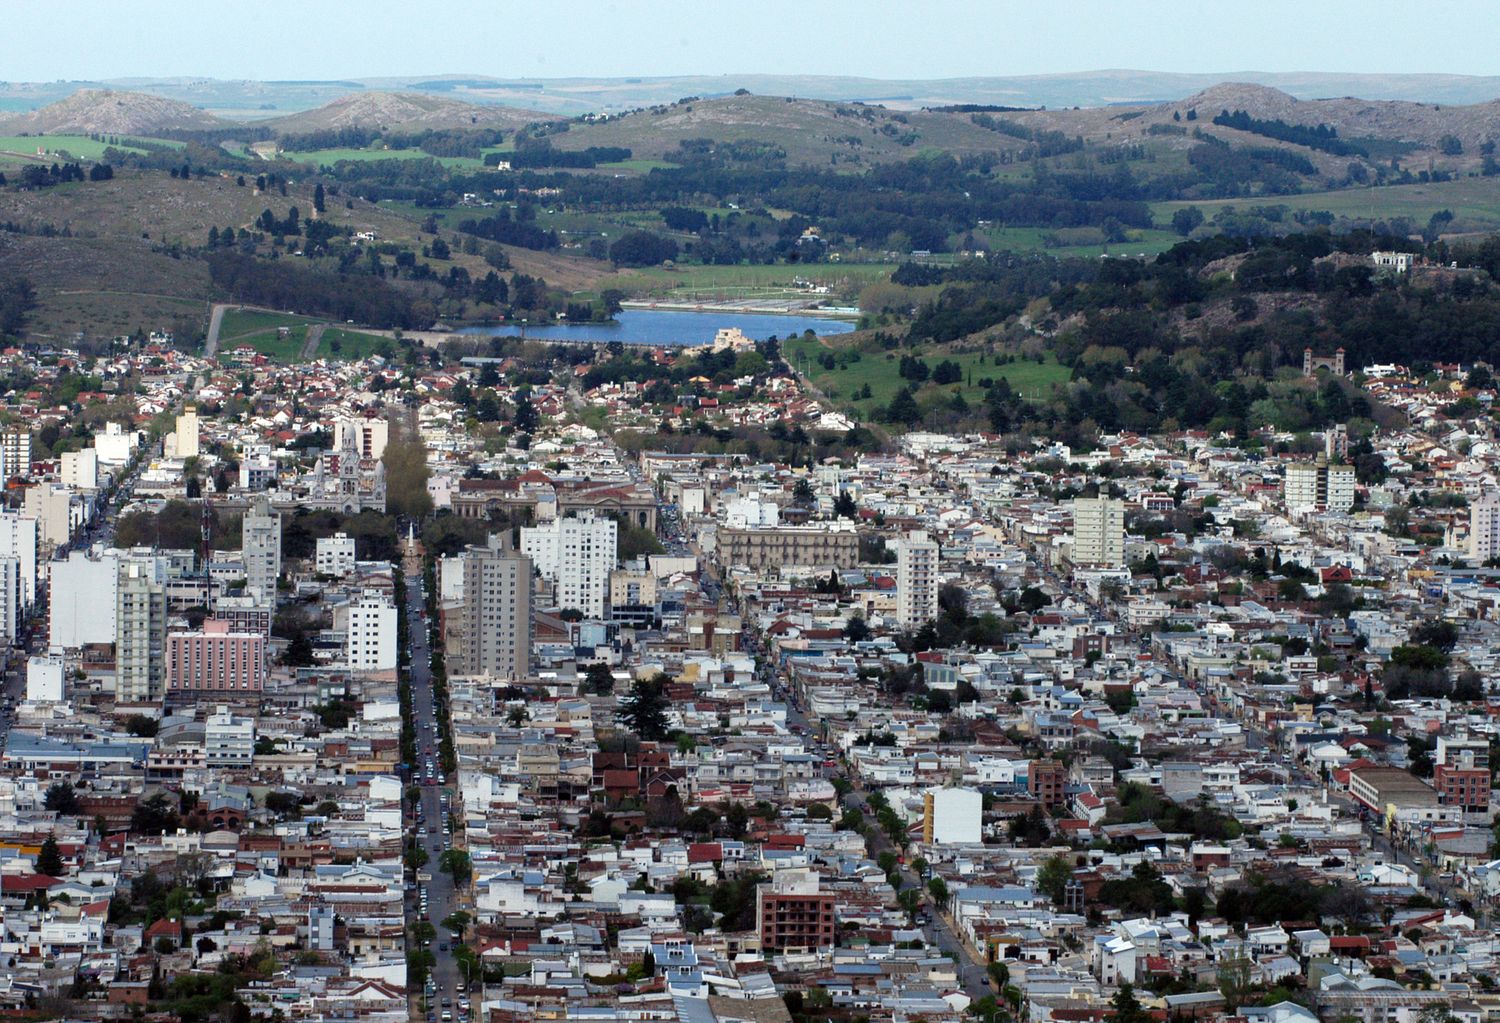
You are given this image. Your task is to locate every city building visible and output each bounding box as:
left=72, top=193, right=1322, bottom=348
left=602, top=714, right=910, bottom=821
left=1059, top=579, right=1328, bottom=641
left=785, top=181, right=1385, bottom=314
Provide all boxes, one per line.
left=23, top=483, right=85, bottom=547
left=0, top=429, right=31, bottom=487
left=716, top=522, right=859, bottom=571
left=923, top=786, right=983, bottom=845
left=756, top=871, right=836, bottom=952
left=211, top=595, right=273, bottom=637
left=204, top=706, right=255, bottom=767
left=345, top=593, right=398, bottom=673
left=521, top=511, right=618, bottom=619
left=116, top=558, right=168, bottom=703
left=1072, top=497, right=1126, bottom=568
left=455, top=534, right=533, bottom=680
left=895, top=530, right=940, bottom=629
left=168, top=406, right=200, bottom=460
left=1029, top=758, right=1068, bottom=806
left=242, top=496, right=282, bottom=604
left=1284, top=460, right=1357, bottom=513
left=51, top=549, right=120, bottom=647
left=0, top=512, right=38, bottom=608
left=94, top=421, right=138, bottom=465
left=25, top=655, right=64, bottom=703
left=60, top=449, right=98, bottom=490
left=316, top=533, right=358, bottom=577
left=333, top=416, right=389, bottom=461
left=165, top=620, right=267, bottom=699
left=1471, top=494, right=1500, bottom=563
left=0, top=557, right=21, bottom=645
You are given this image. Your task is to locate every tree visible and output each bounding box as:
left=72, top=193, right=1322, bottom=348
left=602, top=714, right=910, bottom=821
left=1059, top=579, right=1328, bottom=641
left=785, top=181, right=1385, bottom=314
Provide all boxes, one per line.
left=439, top=849, right=471, bottom=885
left=609, top=230, right=679, bottom=267
left=131, top=793, right=180, bottom=835
left=582, top=662, right=615, bottom=695
left=620, top=675, right=672, bottom=741
left=36, top=834, right=63, bottom=876
left=1112, top=983, right=1150, bottom=1023
left=313, top=182, right=326, bottom=214
left=44, top=782, right=81, bottom=816
left=843, top=615, right=871, bottom=643
left=382, top=415, right=432, bottom=520
left=1171, top=206, right=1205, bottom=236
left=1037, top=854, right=1072, bottom=905
left=512, top=391, right=540, bottom=433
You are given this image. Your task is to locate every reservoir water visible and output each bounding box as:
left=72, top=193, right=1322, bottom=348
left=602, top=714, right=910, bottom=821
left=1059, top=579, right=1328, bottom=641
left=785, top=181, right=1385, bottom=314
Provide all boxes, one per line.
left=455, top=308, right=857, bottom=347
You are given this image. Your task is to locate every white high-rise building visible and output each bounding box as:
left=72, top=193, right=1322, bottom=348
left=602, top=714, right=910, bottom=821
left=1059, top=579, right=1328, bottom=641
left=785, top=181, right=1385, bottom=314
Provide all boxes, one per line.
left=895, top=530, right=940, bottom=630
left=0, top=430, right=31, bottom=488
left=116, top=558, right=168, bottom=703
left=242, top=496, right=282, bottom=603
left=0, top=512, right=37, bottom=608
left=345, top=593, right=398, bottom=672
left=521, top=511, right=617, bottom=619
left=316, top=532, right=358, bottom=577
left=1285, top=460, right=1357, bottom=513
left=60, top=449, right=98, bottom=490
left=333, top=417, right=389, bottom=461
left=0, top=558, right=20, bottom=644
left=456, top=535, right=532, bottom=680
left=1472, top=494, right=1500, bottom=563
left=51, top=549, right=120, bottom=647
left=1072, top=497, right=1126, bottom=568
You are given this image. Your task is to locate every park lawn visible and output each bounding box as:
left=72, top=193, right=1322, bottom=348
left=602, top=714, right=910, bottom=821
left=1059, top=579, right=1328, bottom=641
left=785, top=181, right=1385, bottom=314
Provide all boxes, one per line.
left=318, top=327, right=393, bottom=360
left=981, top=225, right=1182, bottom=258
left=782, top=334, right=1070, bottom=417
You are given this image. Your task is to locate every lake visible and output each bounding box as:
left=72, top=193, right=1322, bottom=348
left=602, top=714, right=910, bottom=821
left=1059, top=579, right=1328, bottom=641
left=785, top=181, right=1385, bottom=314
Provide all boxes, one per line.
left=455, top=308, right=857, bottom=347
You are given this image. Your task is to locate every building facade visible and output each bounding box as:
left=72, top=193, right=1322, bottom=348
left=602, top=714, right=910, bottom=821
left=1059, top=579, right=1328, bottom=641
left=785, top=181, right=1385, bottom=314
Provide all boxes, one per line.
left=346, top=593, right=398, bottom=673
left=242, top=496, right=282, bottom=604
left=716, top=523, right=859, bottom=571
left=116, top=559, right=168, bottom=703
left=895, top=530, right=940, bottom=629
left=316, top=533, right=358, bottom=577
left=756, top=873, right=836, bottom=952
left=1072, top=497, right=1126, bottom=568
left=165, top=620, right=266, bottom=699
left=1285, top=460, right=1357, bottom=513
left=456, top=535, right=533, bottom=680
left=521, top=511, right=617, bottom=619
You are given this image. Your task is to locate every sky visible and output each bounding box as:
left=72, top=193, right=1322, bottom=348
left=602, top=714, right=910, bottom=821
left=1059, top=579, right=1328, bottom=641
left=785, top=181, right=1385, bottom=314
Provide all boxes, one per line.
left=5, top=0, right=1498, bottom=81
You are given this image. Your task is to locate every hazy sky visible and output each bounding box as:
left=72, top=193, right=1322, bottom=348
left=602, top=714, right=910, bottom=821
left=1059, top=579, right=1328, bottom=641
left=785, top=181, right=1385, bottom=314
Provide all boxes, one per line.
left=6, top=0, right=1497, bottom=81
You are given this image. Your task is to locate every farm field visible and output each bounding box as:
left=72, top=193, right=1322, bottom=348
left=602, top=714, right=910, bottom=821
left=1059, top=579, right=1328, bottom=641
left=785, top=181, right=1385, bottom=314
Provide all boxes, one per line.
left=1152, top=177, right=1500, bottom=231
left=982, top=225, right=1184, bottom=258
left=781, top=333, right=1070, bottom=419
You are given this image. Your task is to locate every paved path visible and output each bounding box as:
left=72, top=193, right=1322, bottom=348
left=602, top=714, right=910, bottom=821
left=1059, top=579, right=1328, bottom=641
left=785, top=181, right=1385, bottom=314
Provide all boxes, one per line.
left=204, top=303, right=231, bottom=358
left=299, top=323, right=327, bottom=361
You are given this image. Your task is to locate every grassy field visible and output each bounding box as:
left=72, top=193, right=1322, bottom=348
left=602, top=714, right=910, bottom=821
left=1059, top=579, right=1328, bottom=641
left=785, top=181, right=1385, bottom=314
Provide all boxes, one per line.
left=279, top=145, right=510, bottom=171
left=983, top=225, right=1184, bottom=258
left=0, top=134, right=177, bottom=165
left=236, top=328, right=309, bottom=362
left=597, top=261, right=892, bottom=303
left=1152, top=177, right=1500, bottom=232
left=782, top=333, right=1070, bottom=418
left=318, top=327, right=392, bottom=360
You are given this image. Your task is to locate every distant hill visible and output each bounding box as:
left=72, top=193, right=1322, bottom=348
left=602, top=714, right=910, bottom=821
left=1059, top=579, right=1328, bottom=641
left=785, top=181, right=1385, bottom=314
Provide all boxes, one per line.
left=2, top=72, right=1500, bottom=120
left=0, top=89, right=224, bottom=135
left=259, top=91, right=556, bottom=134
left=552, top=93, right=1008, bottom=166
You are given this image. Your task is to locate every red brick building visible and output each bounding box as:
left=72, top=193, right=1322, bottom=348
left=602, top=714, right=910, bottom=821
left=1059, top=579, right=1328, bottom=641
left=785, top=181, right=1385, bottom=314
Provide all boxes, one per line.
left=1433, top=764, right=1490, bottom=811
left=165, top=619, right=265, bottom=698
left=756, top=877, right=836, bottom=952
left=1029, top=759, right=1068, bottom=806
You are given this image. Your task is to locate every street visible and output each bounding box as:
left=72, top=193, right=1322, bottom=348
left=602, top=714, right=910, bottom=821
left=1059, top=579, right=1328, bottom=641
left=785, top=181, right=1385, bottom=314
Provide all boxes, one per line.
left=405, top=567, right=466, bottom=1019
